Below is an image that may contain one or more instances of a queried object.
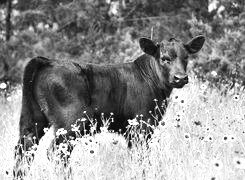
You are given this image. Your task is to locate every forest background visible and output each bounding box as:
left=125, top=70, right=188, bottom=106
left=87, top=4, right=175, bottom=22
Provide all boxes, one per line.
left=0, top=0, right=244, bottom=89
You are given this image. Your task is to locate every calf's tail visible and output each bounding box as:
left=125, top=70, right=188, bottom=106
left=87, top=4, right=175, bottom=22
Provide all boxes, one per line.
left=14, top=56, right=51, bottom=179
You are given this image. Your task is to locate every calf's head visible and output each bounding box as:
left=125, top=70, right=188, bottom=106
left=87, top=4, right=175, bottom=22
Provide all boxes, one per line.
left=139, top=35, right=205, bottom=88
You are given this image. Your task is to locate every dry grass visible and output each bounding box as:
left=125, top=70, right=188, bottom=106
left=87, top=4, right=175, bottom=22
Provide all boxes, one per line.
left=0, top=79, right=245, bottom=180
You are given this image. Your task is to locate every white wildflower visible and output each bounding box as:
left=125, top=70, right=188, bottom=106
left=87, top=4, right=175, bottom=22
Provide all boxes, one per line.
left=0, top=82, right=7, bottom=89
left=128, top=118, right=139, bottom=126
left=71, top=124, right=80, bottom=132
left=56, top=128, right=67, bottom=136
left=233, top=157, right=245, bottom=169
left=211, top=70, right=217, bottom=77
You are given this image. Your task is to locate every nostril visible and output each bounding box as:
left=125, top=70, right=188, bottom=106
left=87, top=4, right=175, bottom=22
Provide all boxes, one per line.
left=183, top=76, right=188, bottom=81
left=174, top=75, right=180, bottom=81
left=173, top=75, right=188, bottom=83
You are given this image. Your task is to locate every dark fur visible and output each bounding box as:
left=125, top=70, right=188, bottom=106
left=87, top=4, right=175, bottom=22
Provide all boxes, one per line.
left=14, top=55, right=170, bottom=174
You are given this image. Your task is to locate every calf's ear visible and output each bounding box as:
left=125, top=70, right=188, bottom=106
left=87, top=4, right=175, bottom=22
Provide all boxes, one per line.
left=139, top=38, right=158, bottom=57
left=184, top=35, right=205, bottom=54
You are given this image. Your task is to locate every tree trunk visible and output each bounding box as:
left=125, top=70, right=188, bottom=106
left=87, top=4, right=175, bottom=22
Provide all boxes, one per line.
left=6, top=0, right=12, bottom=41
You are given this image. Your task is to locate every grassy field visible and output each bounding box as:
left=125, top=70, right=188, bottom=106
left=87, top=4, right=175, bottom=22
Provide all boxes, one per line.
left=0, top=78, right=245, bottom=180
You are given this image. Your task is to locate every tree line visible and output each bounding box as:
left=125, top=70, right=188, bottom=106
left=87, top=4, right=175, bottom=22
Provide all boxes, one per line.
left=0, top=0, right=244, bottom=89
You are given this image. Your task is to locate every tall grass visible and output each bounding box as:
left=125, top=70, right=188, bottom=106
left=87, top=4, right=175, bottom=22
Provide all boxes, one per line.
left=0, top=87, right=21, bottom=180
left=1, top=79, right=245, bottom=180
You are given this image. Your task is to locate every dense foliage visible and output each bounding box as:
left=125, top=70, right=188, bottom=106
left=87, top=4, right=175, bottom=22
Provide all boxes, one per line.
left=0, top=0, right=244, bottom=88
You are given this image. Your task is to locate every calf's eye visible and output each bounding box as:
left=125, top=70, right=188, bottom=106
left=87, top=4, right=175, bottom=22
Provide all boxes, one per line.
left=161, top=55, right=171, bottom=63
